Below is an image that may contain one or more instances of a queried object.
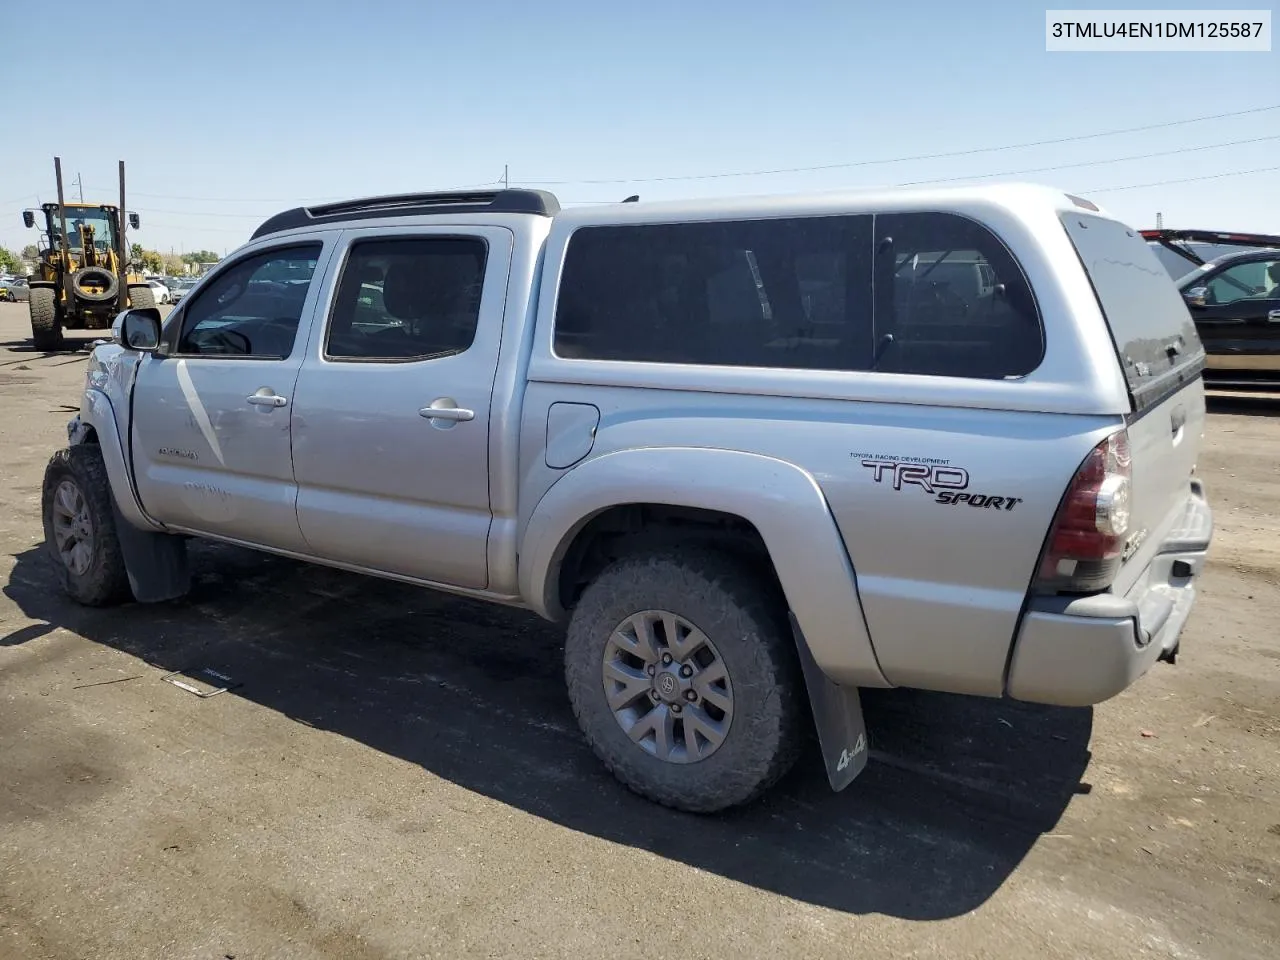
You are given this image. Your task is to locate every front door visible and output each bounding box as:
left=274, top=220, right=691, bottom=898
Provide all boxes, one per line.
left=130, top=238, right=336, bottom=551
left=290, top=226, right=512, bottom=589
left=1193, top=255, right=1280, bottom=377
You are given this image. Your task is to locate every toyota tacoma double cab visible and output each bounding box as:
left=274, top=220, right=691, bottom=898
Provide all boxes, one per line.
left=42, top=184, right=1214, bottom=812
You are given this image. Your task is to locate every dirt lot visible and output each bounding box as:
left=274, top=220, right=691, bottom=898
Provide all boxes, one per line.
left=0, top=300, right=1277, bottom=960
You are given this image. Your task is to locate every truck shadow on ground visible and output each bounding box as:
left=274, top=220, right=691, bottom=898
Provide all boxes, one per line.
left=4, top=542, right=1093, bottom=921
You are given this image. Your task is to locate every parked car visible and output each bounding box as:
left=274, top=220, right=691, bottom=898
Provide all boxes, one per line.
left=4, top=277, right=30, bottom=302
left=42, top=185, right=1213, bottom=813
left=167, top=277, right=198, bottom=303
left=1144, top=229, right=1280, bottom=389
left=140, top=279, right=171, bottom=305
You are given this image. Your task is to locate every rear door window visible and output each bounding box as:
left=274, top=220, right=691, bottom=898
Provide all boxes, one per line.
left=1060, top=213, right=1204, bottom=406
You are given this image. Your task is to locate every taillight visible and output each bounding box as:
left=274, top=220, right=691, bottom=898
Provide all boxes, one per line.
left=1035, top=431, right=1132, bottom=594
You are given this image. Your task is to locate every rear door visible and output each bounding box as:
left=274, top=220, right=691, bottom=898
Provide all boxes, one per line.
left=1060, top=213, right=1206, bottom=589
left=289, top=225, right=512, bottom=590
left=1191, top=255, right=1280, bottom=373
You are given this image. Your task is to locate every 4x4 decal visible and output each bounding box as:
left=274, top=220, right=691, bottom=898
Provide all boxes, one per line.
left=853, top=454, right=1023, bottom=511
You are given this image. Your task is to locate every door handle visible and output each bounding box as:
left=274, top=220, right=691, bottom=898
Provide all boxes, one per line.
left=1267, top=310, right=1280, bottom=322
left=246, top=392, right=288, bottom=407
left=419, top=399, right=474, bottom=423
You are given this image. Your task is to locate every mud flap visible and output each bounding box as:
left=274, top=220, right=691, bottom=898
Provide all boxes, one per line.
left=110, top=499, right=191, bottom=603
left=789, top=613, right=870, bottom=791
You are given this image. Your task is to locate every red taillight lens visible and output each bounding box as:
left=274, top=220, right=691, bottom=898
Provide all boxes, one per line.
left=1035, top=431, right=1132, bottom=594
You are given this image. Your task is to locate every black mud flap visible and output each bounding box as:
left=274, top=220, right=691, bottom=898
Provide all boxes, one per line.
left=789, top=613, right=869, bottom=792
left=110, top=499, right=191, bottom=603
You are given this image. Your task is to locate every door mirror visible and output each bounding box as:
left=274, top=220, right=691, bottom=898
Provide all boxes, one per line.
left=1183, top=286, right=1207, bottom=309
left=116, top=308, right=162, bottom=351
left=128, top=212, right=141, bottom=229
left=22, top=211, right=35, bottom=228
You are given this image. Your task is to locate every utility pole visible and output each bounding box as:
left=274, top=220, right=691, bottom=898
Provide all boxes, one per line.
left=1156, top=211, right=1163, bottom=229
left=502, top=164, right=509, bottom=189
left=73, top=172, right=84, bottom=203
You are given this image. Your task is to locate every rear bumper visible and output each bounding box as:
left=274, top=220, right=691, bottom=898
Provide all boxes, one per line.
left=1006, top=480, right=1213, bottom=707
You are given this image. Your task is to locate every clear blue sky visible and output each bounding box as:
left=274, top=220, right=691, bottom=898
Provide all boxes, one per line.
left=1, top=0, right=1276, bottom=258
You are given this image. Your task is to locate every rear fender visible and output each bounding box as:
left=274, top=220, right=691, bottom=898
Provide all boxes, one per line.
left=520, top=447, right=889, bottom=689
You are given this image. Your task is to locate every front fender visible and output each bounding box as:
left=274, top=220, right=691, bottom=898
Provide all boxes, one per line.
left=75, top=388, right=164, bottom=533
left=520, top=447, right=889, bottom=689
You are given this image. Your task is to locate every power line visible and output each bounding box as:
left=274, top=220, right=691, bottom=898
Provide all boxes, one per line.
left=1081, top=165, right=1280, bottom=194
left=518, top=103, right=1280, bottom=185
left=102, top=134, right=1280, bottom=220
left=897, top=134, right=1280, bottom=187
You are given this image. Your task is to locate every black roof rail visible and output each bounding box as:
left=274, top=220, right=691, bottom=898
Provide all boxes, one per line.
left=251, top=188, right=560, bottom=240
left=1140, top=228, right=1280, bottom=247
left=1140, top=228, right=1280, bottom=268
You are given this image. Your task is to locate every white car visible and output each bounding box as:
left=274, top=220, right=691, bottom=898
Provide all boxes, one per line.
left=143, top=279, right=171, bottom=305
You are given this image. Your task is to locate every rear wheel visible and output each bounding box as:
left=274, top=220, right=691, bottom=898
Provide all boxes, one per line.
left=127, top=283, right=156, bottom=310
left=564, top=549, right=806, bottom=812
left=28, top=286, right=63, bottom=351
left=42, top=445, right=131, bottom=606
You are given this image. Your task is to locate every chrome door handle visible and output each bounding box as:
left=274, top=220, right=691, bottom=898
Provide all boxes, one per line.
left=419, top=399, right=474, bottom=423
left=1267, top=310, right=1280, bottom=321
left=246, top=393, right=288, bottom=407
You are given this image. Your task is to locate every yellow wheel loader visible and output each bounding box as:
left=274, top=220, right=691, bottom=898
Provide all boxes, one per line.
left=21, top=157, right=153, bottom=351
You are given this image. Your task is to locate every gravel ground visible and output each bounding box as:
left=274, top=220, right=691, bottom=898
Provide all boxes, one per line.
left=0, top=301, right=1277, bottom=960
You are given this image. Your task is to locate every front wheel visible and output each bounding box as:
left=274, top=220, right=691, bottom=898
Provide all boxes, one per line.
left=28, top=286, right=63, bottom=351
left=42, top=446, right=132, bottom=606
left=127, top=283, right=157, bottom=311
left=564, top=549, right=806, bottom=812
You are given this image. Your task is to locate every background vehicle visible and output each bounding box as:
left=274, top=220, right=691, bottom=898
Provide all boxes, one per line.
left=4, top=277, right=30, bottom=302
left=43, top=185, right=1213, bottom=813
left=167, top=277, right=197, bottom=303
left=1144, top=228, right=1280, bottom=388
left=144, top=279, right=171, bottom=304
left=19, top=157, right=154, bottom=351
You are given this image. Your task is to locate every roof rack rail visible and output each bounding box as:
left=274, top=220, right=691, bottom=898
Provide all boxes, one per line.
left=1140, top=228, right=1280, bottom=268
left=251, top=188, right=560, bottom=240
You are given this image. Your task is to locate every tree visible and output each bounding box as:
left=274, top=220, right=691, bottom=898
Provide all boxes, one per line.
left=141, top=249, right=164, bottom=273
left=181, top=250, right=220, bottom=265
left=130, top=242, right=145, bottom=263
left=21, top=244, right=38, bottom=260
left=0, top=247, right=20, bottom=272
left=161, top=253, right=186, bottom=275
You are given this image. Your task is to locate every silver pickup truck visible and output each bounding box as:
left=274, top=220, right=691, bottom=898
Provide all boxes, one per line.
left=43, top=185, right=1214, bottom=812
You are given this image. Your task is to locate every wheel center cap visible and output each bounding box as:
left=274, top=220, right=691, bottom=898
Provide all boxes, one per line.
left=654, top=667, right=689, bottom=703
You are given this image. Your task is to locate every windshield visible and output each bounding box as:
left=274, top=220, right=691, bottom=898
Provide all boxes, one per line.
left=53, top=206, right=116, bottom=251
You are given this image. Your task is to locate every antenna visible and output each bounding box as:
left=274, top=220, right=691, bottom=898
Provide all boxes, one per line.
left=502, top=164, right=509, bottom=189
left=73, top=171, right=84, bottom=203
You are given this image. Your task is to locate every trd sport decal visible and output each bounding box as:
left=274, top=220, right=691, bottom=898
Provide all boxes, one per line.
left=852, top=454, right=1023, bottom=511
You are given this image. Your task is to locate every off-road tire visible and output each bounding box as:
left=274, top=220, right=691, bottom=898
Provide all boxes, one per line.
left=42, top=445, right=132, bottom=607
left=70, top=267, right=120, bottom=304
left=565, top=548, right=806, bottom=813
left=28, top=286, right=63, bottom=351
left=127, top=283, right=156, bottom=310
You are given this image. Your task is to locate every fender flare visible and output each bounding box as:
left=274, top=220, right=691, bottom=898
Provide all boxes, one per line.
left=520, top=447, right=889, bottom=689
left=76, top=387, right=165, bottom=533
